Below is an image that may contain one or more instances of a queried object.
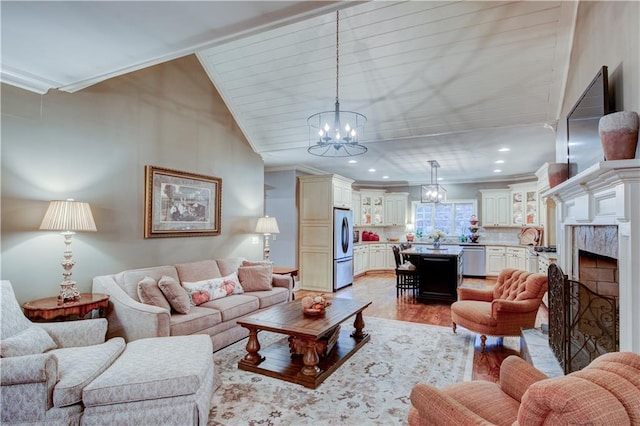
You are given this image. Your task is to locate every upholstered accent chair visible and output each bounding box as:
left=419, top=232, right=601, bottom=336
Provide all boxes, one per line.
left=451, top=268, right=547, bottom=352
left=408, top=352, right=640, bottom=425
left=0, top=280, right=125, bottom=425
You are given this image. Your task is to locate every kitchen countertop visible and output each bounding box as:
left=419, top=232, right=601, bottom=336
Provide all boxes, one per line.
left=401, top=245, right=463, bottom=257
left=355, top=240, right=535, bottom=248
left=355, top=240, right=558, bottom=258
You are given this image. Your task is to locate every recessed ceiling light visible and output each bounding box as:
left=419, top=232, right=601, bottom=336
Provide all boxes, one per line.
left=382, top=175, right=389, bottom=179
left=348, top=159, right=357, bottom=164
left=437, top=177, right=443, bottom=181
left=498, top=148, right=510, bottom=152
left=494, top=169, right=502, bottom=173
left=368, top=168, right=376, bottom=172
left=495, top=160, right=505, bottom=164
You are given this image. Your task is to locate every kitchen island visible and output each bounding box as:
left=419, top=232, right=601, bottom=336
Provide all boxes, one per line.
left=400, top=246, right=464, bottom=303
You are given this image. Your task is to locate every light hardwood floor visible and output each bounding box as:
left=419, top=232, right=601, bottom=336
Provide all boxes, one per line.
left=295, top=271, right=548, bottom=382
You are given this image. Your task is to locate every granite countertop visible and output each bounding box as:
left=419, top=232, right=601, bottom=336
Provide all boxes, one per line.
left=400, top=245, right=463, bottom=257
left=355, top=240, right=535, bottom=248
left=354, top=240, right=558, bottom=259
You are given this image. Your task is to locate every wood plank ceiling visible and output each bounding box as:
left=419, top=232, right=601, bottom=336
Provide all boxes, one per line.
left=199, top=1, right=577, bottom=184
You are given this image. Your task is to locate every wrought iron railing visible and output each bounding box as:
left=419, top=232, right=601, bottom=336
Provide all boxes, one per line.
left=548, top=263, right=619, bottom=374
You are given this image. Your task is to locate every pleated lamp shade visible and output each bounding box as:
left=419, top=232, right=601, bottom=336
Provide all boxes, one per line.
left=255, top=216, right=279, bottom=235
left=40, top=199, right=97, bottom=232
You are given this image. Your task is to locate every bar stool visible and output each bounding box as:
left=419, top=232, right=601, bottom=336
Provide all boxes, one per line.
left=392, top=245, right=419, bottom=299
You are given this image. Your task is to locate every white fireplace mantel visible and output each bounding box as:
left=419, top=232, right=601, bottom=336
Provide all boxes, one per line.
left=541, top=159, right=640, bottom=353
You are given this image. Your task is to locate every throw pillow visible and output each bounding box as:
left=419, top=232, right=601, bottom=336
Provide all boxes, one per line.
left=183, top=272, right=244, bottom=306
left=217, top=257, right=245, bottom=276
left=0, top=326, right=57, bottom=357
left=242, top=260, right=273, bottom=267
left=238, top=265, right=273, bottom=292
left=174, top=260, right=222, bottom=283
left=158, top=275, right=190, bottom=314
left=137, top=276, right=171, bottom=311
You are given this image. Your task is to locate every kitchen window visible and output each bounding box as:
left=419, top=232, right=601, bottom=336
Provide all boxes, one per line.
left=412, top=200, right=477, bottom=237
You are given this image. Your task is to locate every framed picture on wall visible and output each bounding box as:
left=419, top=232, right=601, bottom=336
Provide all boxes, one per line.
left=144, top=165, right=222, bottom=238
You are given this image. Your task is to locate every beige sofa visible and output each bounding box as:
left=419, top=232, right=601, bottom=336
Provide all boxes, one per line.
left=92, top=257, right=293, bottom=351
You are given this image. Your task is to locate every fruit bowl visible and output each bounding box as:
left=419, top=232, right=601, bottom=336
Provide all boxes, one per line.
left=301, top=295, right=331, bottom=316
left=303, top=307, right=326, bottom=316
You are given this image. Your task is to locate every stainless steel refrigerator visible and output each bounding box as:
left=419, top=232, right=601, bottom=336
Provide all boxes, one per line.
left=333, top=208, right=354, bottom=291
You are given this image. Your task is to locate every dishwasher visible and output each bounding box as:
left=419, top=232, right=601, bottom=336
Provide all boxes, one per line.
left=463, top=245, right=486, bottom=277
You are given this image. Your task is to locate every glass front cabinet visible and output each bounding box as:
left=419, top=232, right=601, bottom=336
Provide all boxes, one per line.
left=510, top=184, right=538, bottom=226
left=361, top=191, right=385, bottom=225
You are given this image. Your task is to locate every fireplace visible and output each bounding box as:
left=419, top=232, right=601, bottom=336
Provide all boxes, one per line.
left=542, top=159, right=640, bottom=353
left=548, top=247, right=619, bottom=373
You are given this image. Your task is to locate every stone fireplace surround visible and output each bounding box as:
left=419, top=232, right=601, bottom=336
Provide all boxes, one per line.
left=542, top=159, right=640, bottom=353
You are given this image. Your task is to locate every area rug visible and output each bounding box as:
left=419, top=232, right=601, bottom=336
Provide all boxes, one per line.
left=208, top=317, right=475, bottom=425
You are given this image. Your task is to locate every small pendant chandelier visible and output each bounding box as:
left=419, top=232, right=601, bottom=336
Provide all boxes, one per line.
left=421, top=160, right=447, bottom=203
left=307, top=10, right=367, bottom=157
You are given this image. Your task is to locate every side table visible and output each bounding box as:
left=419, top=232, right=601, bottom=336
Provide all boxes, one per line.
left=22, top=293, right=110, bottom=322
left=272, top=266, right=298, bottom=279
left=273, top=267, right=299, bottom=300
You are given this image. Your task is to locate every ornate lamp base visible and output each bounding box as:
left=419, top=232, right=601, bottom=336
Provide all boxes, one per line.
left=58, top=282, right=81, bottom=303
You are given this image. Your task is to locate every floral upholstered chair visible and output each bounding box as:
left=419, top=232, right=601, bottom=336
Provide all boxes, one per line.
left=451, top=268, right=547, bottom=352
left=0, top=280, right=125, bottom=425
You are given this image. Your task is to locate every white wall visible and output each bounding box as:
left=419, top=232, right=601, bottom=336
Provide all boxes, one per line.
left=555, top=1, right=640, bottom=163
left=1, top=55, right=265, bottom=303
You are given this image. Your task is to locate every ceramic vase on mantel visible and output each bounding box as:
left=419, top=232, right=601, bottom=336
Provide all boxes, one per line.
left=599, top=111, right=639, bottom=161
left=548, top=163, right=569, bottom=188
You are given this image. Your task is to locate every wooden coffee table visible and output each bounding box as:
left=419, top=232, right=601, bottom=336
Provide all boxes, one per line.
left=237, top=298, right=372, bottom=388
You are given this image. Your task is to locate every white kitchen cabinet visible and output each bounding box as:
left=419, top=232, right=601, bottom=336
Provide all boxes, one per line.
left=537, top=255, right=556, bottom=275
left=354, top=245, right=368, bottom=276
left=506, top=247, right=527, bottom=270
left=538, top=255, right=549, bottom=275
left=386, top=243, right=397, bottom=269
left=299, top=174, right=354, bottom=222
left=486, top=246, right=506, bottom=276
left=509, top=183, right=537, bottom=226
left=480, top=189, right=510, bottom=227
left=535, top=163, right=557, bottom=246
left=333, top=178, right=353, bottom=209
left=352, top=191, right=362, bottom=226
left=298, top=174, right=354, bottom=292
left=384, top=193, right=408, bottom=226
left=361, top=190, right=385, bottom=225
left=368, top=243, right=387, bottom=270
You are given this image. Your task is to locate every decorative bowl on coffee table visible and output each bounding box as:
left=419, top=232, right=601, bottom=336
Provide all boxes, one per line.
left=301, top=295, right=330, bottom=316
left=303, top=307, right=326, bottom=316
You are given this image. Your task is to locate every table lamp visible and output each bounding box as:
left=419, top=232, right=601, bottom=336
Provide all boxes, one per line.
left=255, top=216, right=279, bottom=261
left=40, top=199, right=97, bottom=302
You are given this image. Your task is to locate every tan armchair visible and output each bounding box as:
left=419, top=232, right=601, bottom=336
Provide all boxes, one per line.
left=408, top=352, right=640, bottom=425
left=451, top=268, right=547, bottom=352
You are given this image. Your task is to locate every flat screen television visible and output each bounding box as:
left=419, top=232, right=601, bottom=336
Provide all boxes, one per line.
left=566, top=65, right=612, bottom=177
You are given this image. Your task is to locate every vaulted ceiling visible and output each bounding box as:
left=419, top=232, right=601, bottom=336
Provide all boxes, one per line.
left=1, top=1, right=577, bottom=185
